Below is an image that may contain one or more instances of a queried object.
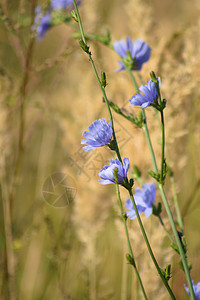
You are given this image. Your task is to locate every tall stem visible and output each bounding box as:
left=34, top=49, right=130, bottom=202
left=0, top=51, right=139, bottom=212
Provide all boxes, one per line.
left=71, top=2, right=178, bottom=298
left=134, top=175, right=175, bottom=244
left=160, top=110, right=165, bottom=184
left=128, top=72, right=195, bottom=300
left=115, top=181, right=148, bottom=300
left=128, top=190, right=176, bottom=300
left=72, top=0, right=122, bottom=163
left=125, top=68, right=158, bottom=172
left=155, top=110, right=184, bottom=232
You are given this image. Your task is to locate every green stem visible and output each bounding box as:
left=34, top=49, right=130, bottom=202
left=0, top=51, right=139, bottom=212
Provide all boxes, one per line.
left=170, top=176, right=184, bottom=233
left=128, top=72, right=195, bottom=300
left=128, top=190, right=176, bottom=300
left=125, top=68, right=158, bottom=172
left=72, top=0, right=122, bottom=163
left=155, top=111, right=184, bottom=232
left=134, top=175, right=175, bottom=244
left=71, top=4, right=193, bottom=298
left=160, top=110, right=165, bottom=184
left=158, top=185, right=195, bottom=299
left=115, top=181, right=148, bottom=300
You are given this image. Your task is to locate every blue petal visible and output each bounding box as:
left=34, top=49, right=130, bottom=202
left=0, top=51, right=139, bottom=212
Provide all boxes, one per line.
left=132, top=39, right=144, bottom=57
left=123, top=157, right=129, bottom=177
left=82, top=145, right=96, bottom=151
left=125, top=199, right=133, bottom=210
left=115, top=61, right=125, bottom=72
left=98, top=179, right=114, bottom=185
left=129, top=94, right=149, bottom=107
left=139, top=84, right=154, bottom=99
left=113, top=40, right=127, bottom=58
left=140, top=102, right=152, bottom=108
left=144, top=207, right=153, bottom=218
left=126, top=37, right=134, bottom=56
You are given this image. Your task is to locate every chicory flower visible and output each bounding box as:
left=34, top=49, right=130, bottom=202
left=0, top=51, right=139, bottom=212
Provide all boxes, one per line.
left=98, top=157, right=129, bottom=185
left=113, top=38, right=151, bottom=72
left=129, top=78, right=161, bottom=108
left=125, top=183, right=156, bottom=219
left=81, top=119, right=113, bottom=151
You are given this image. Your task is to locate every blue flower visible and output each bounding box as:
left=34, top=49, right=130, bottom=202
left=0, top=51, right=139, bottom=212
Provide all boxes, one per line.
left=113, top=38, right=151, bottom=72
left=125, top=183, right=156, bottom=219
left=81, top=119, right=113, bottom=151
left=184, top=281, right=200, bottom=300
left=99, top=157, right=129, bottom=185
left=129, top=78, right=161, bottom=108
left=33, top=6, right=52, bottom=41
left=51, top=0, right=81, bottom=10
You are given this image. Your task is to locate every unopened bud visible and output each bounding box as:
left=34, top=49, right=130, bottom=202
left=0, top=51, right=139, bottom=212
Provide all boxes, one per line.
left=150, top=71, right=158, bottom=84
left=126, top=254, right=135, bottom=267
left=71, top=10, right=78, bottom=22
left=79, top=40, right=90, bottom=54
left=101, top=71, right=107, bottom=88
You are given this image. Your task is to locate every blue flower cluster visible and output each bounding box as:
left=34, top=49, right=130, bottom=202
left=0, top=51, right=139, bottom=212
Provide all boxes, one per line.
left=81, top=118, right=155, bottom=217
left=112, top=38, right=163, bottom=109
left=33, top=0, right=81, bottom=41
left=125, top=183, right=156, bottom=219
left=81, top=37, right=157, bottom=219
left=185, top=281, right=200, bottom=299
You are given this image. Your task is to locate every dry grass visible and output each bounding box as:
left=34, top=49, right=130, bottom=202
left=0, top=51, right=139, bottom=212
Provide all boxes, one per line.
left=0, top=0, right=200, bottom=299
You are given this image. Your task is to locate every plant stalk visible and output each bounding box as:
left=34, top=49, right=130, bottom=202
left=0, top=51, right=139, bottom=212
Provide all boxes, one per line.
left=115, top=181, right=148, bottom=300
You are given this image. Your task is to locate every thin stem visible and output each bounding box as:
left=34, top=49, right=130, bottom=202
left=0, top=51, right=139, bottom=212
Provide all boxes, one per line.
left=170, top=176, right=184, bottom=232
left=115, top=182, right=148, bottom=300
left=71, top=3, right=191, bottom=298
left=134, top=175, right=175, bottom=244
left=160, top=110, right=165, bottom=184
left=125, top=68, right=158, bottom=173
left=82, top=28, right=193, bottom=296
left=72, top=0, right=122, bottom=163
left=155, top=111, right=184, bottom=232
left=128, top=73, right=195, bottom=299
left=128, top=190, right=176, bottom=300
left=158, top=185, right=195, bottom=300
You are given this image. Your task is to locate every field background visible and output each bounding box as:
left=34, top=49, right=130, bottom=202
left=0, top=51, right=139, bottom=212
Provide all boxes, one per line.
left=0, top=0, right=200, bottom=299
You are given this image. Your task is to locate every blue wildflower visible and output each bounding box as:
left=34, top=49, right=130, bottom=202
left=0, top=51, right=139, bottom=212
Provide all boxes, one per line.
left=125, top=183, right=156, bottom=219
left=129, top=78, right=161, bottom=108
left=113, top=38, right=151, bottom=72
left=184, top=281, right=200, bottom=299
left=98, top=157, right=129, bottom=185
left=51, top=0, right=81, bottom=10
left=81, top=119, right=113, bottom=151
left=33, top=6, right=52, bottom=41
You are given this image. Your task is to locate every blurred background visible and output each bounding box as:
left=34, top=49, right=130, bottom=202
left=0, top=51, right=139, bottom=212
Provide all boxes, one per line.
left=0, top=0, right=200, bottom=299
